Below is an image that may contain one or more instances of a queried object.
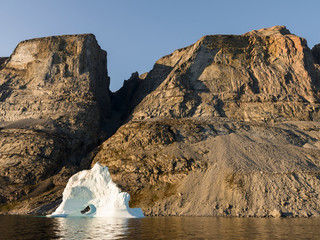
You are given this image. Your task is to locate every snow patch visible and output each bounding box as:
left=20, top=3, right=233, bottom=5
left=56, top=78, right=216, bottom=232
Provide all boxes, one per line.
left=49, top=163, right=144, bottom=218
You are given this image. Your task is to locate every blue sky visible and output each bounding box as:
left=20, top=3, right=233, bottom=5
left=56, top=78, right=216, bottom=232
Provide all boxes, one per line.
left=1, top=0, right=320, bottom=91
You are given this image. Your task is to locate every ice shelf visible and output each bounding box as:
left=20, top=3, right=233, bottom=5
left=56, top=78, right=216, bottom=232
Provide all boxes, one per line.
left=49, top=163, right=144, bottom=218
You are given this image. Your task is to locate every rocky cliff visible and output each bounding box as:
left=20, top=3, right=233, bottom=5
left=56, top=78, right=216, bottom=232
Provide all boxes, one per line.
left=125, top=26, right=320, bottom=122
left=93, top=26, right=320, bottom=217
left=2, top=26, right=320, bottom=217
left=0, top=34, right=111, bottom=214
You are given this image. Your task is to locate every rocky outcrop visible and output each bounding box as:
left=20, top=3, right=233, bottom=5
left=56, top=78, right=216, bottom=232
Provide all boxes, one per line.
left=0, top=34, right=111, bottom=214
left=93, top=26, right=320, bottom=217
left=313, top=43, right=320, bottom=65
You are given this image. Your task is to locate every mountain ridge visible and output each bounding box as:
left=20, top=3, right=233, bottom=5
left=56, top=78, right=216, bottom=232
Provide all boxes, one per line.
left=1, top=26, right=320, bottom=217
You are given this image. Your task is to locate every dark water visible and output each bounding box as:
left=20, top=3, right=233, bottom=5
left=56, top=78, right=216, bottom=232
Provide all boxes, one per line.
left=1, top=215, right=320, bottom=240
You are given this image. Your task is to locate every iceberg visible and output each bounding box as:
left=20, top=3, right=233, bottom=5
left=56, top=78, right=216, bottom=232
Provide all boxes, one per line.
left=49, top=163, right=144, bottom=218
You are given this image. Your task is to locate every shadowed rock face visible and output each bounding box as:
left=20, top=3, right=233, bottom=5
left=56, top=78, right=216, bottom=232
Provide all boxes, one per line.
left=313, top=43, right=320, bottom=65
left=0, top=34, right=111, bottom=214
left=93, top=26, right=320, bottom=217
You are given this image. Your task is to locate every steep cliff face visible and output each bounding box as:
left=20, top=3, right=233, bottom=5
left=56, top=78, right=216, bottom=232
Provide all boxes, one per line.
left=128, top=26, right=320, bottom=122
left=0, top=34, right=111, bottom=214
left=0, top=34, right=110, bottom=133
left=93, top=26, right=320, bottom=217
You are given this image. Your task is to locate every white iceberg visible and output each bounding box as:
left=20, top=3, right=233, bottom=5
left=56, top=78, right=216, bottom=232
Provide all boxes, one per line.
left=49, top=162, right=144, bottom=218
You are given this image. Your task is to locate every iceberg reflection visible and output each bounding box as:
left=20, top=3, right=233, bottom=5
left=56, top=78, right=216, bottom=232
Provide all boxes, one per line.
left=54, top=217, right=131, bottom=240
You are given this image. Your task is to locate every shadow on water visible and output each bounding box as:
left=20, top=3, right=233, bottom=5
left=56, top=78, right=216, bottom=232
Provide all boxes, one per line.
left=1, top=215, right=320, bottom=240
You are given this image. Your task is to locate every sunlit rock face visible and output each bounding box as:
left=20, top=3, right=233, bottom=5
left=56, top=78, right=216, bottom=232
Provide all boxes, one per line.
left=128, top=26, right=320, bottom=122
left=50, top=163, right=144, bottom=218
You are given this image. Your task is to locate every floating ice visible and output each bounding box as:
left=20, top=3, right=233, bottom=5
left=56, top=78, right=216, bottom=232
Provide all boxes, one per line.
left=49, top=163, right=144, bottom=218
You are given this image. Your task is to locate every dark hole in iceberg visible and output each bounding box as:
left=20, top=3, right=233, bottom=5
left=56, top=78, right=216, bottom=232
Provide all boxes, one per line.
left=81, top=205, right=91, bottom=214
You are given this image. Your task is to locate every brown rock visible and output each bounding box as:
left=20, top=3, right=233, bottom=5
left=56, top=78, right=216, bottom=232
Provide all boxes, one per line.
left=93, top=26, right=320, bottom=217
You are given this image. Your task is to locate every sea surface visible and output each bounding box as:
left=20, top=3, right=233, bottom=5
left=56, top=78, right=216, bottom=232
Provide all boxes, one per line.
left=1, top=215, right=320, bottom=239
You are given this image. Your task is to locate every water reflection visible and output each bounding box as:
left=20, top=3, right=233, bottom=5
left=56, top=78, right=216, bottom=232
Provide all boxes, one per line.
left=54, top=217, right=320, bottom=239
left=0, top=215, right=60, bottom=240
left=54, top=217, right=130, bottom=239
left=1, top=215, right=320, bottom=239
